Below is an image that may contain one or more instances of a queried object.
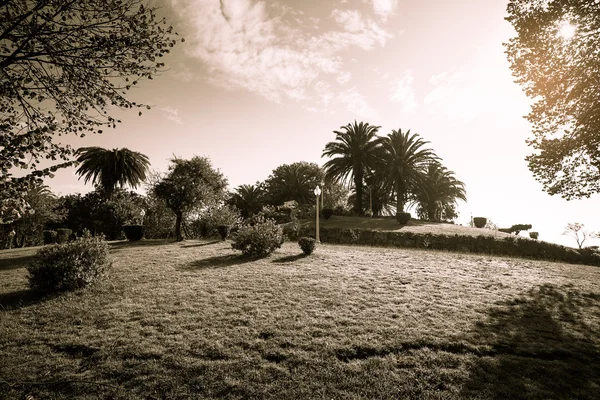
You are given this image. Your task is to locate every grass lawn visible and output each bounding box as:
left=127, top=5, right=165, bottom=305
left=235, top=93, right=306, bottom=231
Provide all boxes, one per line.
left=1, top=239, right=599, bottom=399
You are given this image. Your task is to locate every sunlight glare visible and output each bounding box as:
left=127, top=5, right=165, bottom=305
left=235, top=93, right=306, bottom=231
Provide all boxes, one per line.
left=559, top=22, right=576, bottom=39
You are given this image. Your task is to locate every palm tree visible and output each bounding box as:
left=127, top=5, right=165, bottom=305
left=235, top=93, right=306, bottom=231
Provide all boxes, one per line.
left=75, top=147, right=150, bottom=197
left=322, top=121, right=382, bottom=215
left=264, top=162, right=324, bottom=205
left=411, top=162, right=467, bottom=222
left=229, top=184, right=267, bottom=218
left=378, top=129, right=438, bottom=219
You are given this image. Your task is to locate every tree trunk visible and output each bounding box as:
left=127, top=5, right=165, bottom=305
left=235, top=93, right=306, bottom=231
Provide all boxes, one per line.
left=354, top=171, right=363, bottom=215
left=175, top=211, right=183, bottom=241
left=396, top=178, right=405, bottom=214
left=427, top=204, right=437, bottom=221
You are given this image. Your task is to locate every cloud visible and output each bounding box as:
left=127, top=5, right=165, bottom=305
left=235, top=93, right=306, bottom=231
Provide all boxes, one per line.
left=337, top=87, right=378, bottom=119
left=160, top=106, right=184, bottom=124
left=390, top=71, right=417, bottom=112
left=370, top=0, right=398, bottom=20
left=170, top=0, right=392, bottom=115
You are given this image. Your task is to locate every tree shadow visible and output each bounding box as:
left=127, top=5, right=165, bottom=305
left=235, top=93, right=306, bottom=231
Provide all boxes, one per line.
left=182, top=254, right=259, bottom=270
left=461, top=283, right=600, bottom=399
left=271, top=254, right=308, bottom=263
left=109, top=239, right=175, bottom=250
left=0, top=289, right=58, bottom=311
left=179, top=240, right=222, bottom=248
left=0, top=253, right=36, bottom=271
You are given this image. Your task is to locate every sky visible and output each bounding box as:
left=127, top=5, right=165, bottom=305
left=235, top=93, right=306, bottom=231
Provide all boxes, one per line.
left=46, top=0, right=600, bottom=248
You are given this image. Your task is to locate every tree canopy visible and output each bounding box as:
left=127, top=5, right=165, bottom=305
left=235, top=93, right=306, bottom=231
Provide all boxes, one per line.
left=264, top=162, right=324, bottom=206
left=1, top=0, right=181, bottom=219
left=505, top=0, right=600, bottom=199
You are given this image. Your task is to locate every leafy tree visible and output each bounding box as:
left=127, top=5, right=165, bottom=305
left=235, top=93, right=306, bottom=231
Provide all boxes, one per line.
left=505, top=0, right=600, bottom=199
left=0, top=0, right=181, bottom=220
left=264, top=162, right=324, bottom=206
left=378, top=129, right=438, bottom=218
left=322, top=121, right=382, bottom=215
left=75, top=147, right=150, bottom=197
left=322, top=181, right=351, bottom=211
left=563, top=222, right=599, bottom=249
left=228, top=183, right=267, bottom=218
left=411, top=162, right=466, bottom=222
left=153, top=156, right=227, bottom=241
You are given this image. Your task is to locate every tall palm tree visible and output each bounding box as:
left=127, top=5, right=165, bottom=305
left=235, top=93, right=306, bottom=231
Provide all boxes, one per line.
left=411, top=162, right=467, bottom=221
left=322, top=121, right=382, bottom=215
left=229, top=184, right=267, bottom=218
left=378, top=129, right=438, bottom=219
left=75, top=147, right=150, bottom=197
left=264, top=162, right=324, bottom=206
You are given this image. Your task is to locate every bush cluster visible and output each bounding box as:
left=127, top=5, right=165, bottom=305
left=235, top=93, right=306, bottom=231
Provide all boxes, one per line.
left=293, top=227, right=600, bottom=266
left=298, top=237, right=316, bottom=255
left=231, top=216, right=283, bottom=257
left=27, top=233, right=111, bottom=293
left=122, top=225, right=144, bottom=241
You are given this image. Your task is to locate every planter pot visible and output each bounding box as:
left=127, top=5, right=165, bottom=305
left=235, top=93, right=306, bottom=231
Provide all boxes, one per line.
left=396, top=212, right=411, bottom=224
left=473, top=217, right=487, bottom=228
left=217, top=225, right=230, bottom=241
left=122, top=225, right=144, bottom=241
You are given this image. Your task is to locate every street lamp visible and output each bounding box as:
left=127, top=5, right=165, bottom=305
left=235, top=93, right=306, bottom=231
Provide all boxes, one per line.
left=314, top=185, right=321, bottom=243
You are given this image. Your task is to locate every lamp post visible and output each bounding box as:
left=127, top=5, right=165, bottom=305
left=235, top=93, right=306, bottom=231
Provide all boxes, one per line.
left=314, top=185, right=321, bottom=243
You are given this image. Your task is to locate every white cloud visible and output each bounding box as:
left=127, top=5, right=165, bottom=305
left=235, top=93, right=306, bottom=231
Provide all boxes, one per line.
left=336, top=71, right=352, bottom=85
left=370, top=0, right=398, bottom=20
left=171, top=0, right=391, bottom=112
left=390, top=71, right=417, bottom=112
left=160, top=106, right=183, bottom=124
left=337, top=87, right=378, bottom=119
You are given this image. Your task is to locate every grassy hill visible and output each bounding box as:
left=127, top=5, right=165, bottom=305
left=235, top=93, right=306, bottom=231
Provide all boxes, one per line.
left=1, top=240, right=599, bottom=399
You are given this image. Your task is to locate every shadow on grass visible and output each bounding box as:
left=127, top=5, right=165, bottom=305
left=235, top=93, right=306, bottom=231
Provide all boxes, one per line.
left=180, top=240, right=222, bottom=248
left=109, top=239, right=175, bottom=250
left=0, top=289, right=57, bottom=310
left=461, top=283, right=600, bottom=399
left=0, top=254, right=36, bottom=271
left=182, top=254, right=259, bottom=270
left=271, top=254, right=308, bottom=263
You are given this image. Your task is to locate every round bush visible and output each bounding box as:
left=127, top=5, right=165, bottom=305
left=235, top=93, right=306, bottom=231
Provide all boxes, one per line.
left=27, top=235, right=111, bottom=293
left=322, top=208, right=334, bottom=220
left=231, top=217, right=283, bottom=257
left=529, top=231, right=539, bottom=240
left=55, top=228, right=72, bottom=244
left=298, top=237, right=316, bottom=255
left=122, top=225, right=144, bottom=241
left=396, top=212, right=411, bottom=224
left=473, top=217, right=487, bottom=228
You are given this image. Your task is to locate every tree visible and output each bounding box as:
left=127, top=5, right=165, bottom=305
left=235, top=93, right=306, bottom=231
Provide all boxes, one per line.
left=75, top=147, right=150, bottom=197
left=378, top=129, right=438, bottom=218
left=153, top=156, right=227, bottom=241
left=264, top=162, right=324, bottom=206
left=0, top=0, right=181, bottom=219
left=412, top=162, right=466, bottom=222
left=322, top=121, right=382, bottom=215
left=563, top=222, right=599, bottom=249
left=505, top=0, right=600, bottom=199
left=228, top=183, right=267, bottom=218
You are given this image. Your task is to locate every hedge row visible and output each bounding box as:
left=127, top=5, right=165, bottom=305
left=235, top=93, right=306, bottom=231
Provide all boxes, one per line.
left=292, top=227, right=600, bottom=267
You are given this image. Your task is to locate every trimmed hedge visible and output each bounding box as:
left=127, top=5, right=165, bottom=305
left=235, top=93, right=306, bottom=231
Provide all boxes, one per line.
left=473, top=217, right=487, bottom=228
left=122, top=225, right=144, bottom=241
left=294, top=227, right=600, bottom=266
left=56, top=228, right=72, bottom=244
left=298, top=237, right=316, bottom=255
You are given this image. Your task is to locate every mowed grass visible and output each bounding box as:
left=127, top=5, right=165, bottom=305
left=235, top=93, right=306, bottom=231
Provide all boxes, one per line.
left=1, top=240, right=599, bottom=399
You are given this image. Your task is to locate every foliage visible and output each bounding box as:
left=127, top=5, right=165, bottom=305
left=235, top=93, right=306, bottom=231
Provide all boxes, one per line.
left=27, top=233, right=111, bottom=293
left=204, top=205, right=242, bottom=230
left=509, top=224, right=533, bottom=235
left=529, top=231, right=539, bottom=240
left=75, top=147, right=150, bottom=196
left=298, top=237, right=316, bottom=255
left=322, top=182, right=351, bottom=211
left=505, top=0, right=600, bottom=199
left=143, top=171, right=175, bottom=239
left=563, top=222, right=599, bottom=249
left=322, top=208, right=334, bottom=220
left=122, top=225, right=144, bottom=241
left=468, top=219, right=498, bottom=230
left=473, top=217, right=487, bottom=228
left=231, top=216, right=283, bottom=257
left=378, top=129, right=438, bottom=216
left=55, top=228, right=72, bottom=244
left=42, top=230, right=57, bottom=245
left=0, top=0, right=182, bottom=214
left=153, top=156, right=228, bottom=241
left=322, top=121, right=382, bottom=215
left=412, top=162, right=467, bottom=222
left=264, top=162, right=324, bottom=206
left=228, top=183, right=267, bottom=218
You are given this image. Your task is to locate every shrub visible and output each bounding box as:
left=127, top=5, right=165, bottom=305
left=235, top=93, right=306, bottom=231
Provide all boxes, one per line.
left=43, top=230, right=57, bottom=244
left=217, top=225, right=230, bottom=241
left=396, top=212, right=411, bottom=224
left=55, top=228, right=72, bottom=244
left=322, top=208, right=334, bottom=220
left=473, top=217, right=487, bottom=228
left=529, top=231, right=539, bottom=240
left=231, top=216, right=283, bottom=257
left=298, top=237, right=316, bottom=255
left=27, top=234, right=111, bottom=293
left=509, top=224, right=532, bottom=235
left=122, top=225, right=144, bottom=241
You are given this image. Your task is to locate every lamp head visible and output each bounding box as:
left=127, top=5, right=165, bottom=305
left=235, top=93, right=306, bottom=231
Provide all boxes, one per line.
left=314, top=185, right=321, bottom=196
